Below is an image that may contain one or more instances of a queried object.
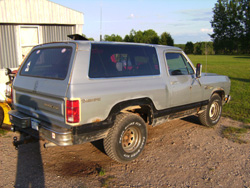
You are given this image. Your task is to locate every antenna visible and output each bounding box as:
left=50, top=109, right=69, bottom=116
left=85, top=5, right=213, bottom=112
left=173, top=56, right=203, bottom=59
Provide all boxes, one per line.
left=100, top=0, right=102, bottom=41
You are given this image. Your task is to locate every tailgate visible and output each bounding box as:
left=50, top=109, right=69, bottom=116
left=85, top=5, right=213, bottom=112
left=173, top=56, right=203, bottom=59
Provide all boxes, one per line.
left=12, top=43, right=76, bottom=126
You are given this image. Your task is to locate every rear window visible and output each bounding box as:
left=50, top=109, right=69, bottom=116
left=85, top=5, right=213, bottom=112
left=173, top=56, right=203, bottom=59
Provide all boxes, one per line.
left=20, top=47, right=72, bottom=80
left=89, top=44, right=160, bottom=78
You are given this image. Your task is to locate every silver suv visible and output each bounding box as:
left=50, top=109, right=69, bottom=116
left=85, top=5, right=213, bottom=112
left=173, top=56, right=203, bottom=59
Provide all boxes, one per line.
left=9, top=41, right=231, bottom=163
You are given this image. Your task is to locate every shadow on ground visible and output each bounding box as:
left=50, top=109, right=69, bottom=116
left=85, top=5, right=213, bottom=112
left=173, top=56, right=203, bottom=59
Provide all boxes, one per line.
left=15, top=133, right=45, bottom=188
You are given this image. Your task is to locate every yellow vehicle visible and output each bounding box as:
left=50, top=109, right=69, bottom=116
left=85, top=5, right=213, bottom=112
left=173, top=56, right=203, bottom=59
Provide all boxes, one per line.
left=0, top=102, right=12, bottom=126
left=0, top=68, right=16, bottom=127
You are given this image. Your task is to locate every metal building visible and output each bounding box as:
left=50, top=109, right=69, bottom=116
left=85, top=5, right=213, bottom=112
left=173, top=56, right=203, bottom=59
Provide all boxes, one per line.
left=0, top=0, right=84, bottom=71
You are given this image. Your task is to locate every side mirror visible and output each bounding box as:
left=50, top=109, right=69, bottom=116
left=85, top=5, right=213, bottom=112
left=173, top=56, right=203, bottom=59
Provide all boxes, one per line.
left=196, top=63, right=202, bottom=78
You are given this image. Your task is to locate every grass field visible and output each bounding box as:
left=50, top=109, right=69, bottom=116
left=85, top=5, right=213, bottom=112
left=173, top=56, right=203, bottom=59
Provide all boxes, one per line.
left=188, top=55, right=250, bottom=123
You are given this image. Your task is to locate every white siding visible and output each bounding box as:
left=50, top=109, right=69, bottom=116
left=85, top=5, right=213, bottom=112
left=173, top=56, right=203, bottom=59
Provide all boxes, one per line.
left=0, top=0, right=84, bottom=25
left=0, top=25, right=18, bottom=69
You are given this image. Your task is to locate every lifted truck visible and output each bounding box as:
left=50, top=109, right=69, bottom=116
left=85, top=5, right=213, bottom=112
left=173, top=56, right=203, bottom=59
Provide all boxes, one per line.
left=9, top=41, right=230, bottom=163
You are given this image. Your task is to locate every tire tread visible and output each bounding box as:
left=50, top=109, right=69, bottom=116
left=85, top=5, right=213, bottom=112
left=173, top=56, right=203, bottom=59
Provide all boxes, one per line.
left=104, top=113, right=146, bottom=163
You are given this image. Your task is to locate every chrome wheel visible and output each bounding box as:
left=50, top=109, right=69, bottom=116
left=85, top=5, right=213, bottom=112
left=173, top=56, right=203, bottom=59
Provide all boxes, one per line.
left=199, top=94, right=222, bottom=127
left=209, top=101, right=220, bottom=121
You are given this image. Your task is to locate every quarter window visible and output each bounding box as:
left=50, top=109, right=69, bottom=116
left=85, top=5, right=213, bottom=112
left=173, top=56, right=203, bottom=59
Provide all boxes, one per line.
left=165, top=53, right=194, bottom=75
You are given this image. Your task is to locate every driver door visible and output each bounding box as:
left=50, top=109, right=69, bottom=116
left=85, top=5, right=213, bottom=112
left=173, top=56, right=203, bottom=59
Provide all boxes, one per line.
left=165, top=52, right=202, bottom=107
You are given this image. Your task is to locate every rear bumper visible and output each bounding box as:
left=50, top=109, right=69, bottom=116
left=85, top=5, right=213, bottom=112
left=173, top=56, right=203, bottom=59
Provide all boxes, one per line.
left=9, top=110, right=73, bottom=146
left=8, top=110, right=113, bottom=146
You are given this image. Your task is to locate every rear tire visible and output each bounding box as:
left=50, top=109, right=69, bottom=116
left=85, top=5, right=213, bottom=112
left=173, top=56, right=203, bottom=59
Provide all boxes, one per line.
left=104, top=113, right=147, bottom=163
left=0, top=106, right=4, bottom=127
left=199, top=94, right=222, bottom=127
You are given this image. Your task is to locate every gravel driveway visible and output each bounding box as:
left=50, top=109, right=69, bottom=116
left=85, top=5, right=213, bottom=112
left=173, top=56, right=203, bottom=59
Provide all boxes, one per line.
left=1, top=116, right=250, bottom=188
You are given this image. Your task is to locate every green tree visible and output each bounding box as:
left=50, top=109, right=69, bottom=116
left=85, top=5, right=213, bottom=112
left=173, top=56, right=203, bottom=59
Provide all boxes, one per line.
left=134, top=30, right=144, bottom=43
left=124, top=29, right=174, bottom=46
left=184, top=42, right=194, bottom=54
left=160, top=32, right=174, bottom=46
left=194, top=42, right=202, bottom=55
left=88, top=37, right=94, bottom=41
left=210, top=0, right=229, bottom=54
left=124, top=29, right=160, bottom=44
left=104, top=34, right=123, bottom=42
left=121, top=29, right=175, bottom=46
left=81, top=34, right=94, bottom=41
left=241, top=0, right=250, bottom=53
left=124, top=29, right=136, bottom=42
left=193, top=42, right=215, bottom=55
left=211, top=0, right=250, bottom=54
left=142, top=29, right=159, bottom=44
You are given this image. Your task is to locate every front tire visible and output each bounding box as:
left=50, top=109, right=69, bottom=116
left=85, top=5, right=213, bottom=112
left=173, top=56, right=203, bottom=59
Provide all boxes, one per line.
left=104, top=113, right=147, bottom=163
left=199, top=94, right=222, bottom=127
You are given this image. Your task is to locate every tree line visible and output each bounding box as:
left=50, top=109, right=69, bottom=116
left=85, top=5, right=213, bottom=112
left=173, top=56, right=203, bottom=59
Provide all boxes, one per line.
left=178, top=42, right=215, bottom=55
left=103, top=31, right=214, bottom=55
left=103, top=29, right=174, bottom=46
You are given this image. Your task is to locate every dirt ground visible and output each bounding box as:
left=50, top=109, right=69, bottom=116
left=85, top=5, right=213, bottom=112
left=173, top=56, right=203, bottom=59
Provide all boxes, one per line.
left=1, top=116, right=250, bottom=188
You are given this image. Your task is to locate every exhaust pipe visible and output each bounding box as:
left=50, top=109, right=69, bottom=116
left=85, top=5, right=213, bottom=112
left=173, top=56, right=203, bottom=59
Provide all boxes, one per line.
left=44, top=142, right=57, bottom=148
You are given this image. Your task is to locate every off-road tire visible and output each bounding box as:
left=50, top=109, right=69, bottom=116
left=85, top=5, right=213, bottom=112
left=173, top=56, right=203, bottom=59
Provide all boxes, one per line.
left=104, top=113, right=147, bottom=163
left=199, top=93, right=222, bottom=127
left=0, top=106, right=4, bottom=127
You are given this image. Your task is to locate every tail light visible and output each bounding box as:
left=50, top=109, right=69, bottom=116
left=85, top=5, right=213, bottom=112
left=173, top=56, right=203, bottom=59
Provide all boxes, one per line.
left=66, top=99, right=80, bottom=124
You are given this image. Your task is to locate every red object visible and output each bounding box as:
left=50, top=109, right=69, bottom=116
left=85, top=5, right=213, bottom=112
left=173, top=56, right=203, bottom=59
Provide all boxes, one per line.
left=111, top=54, right=117, bottom=63
left=12, top=70, right=18, bottom=74
left=66, top=100, right=80, bottom=123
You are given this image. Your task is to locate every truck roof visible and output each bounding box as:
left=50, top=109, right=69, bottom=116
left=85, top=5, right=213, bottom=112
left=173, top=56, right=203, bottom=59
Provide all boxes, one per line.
left=38, top=40, right=182, bottom=52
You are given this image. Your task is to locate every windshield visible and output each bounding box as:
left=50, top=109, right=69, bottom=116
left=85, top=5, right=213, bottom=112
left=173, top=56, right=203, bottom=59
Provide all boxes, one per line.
left=20, top=47, right=72, bottom=80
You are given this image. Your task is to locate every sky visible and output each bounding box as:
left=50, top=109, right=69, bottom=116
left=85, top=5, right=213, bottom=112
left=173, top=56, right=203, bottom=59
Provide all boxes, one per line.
left=51, top=0, right=217, bottom=44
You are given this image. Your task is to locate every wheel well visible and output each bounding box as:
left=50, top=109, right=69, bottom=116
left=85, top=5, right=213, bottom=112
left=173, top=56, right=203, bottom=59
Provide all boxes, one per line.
left=212, top=90, right=225, bottom=100
left=108, top=98, right=155, bottom=126
left=121, top=105, right=153, bottom=125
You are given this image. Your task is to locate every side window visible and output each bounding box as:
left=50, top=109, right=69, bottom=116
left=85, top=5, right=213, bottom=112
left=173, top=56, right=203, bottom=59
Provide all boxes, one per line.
left=165, top=53, right=194, bottom=76
left=89, top=44, right=160, bottom=78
